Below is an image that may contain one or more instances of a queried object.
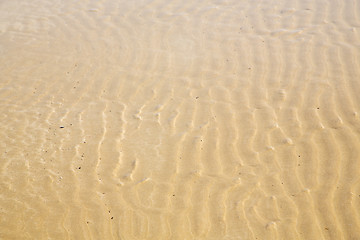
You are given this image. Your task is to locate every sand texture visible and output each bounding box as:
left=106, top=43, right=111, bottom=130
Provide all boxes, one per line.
left=1, top=0, right=360, bottom=239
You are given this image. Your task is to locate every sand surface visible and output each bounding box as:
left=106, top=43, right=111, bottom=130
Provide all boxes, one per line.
left=1, top=0, right=360, bottom=239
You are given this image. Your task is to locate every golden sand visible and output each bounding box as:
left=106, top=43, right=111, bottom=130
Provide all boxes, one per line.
left=1, top=0, right=360, bottom=239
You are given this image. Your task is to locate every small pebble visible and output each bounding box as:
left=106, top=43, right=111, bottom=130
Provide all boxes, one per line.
left=283, top=138, right=293, bottom=145
left=266, top=146, right=275, bottom=151
left=265, top=221, right=277, bottom=229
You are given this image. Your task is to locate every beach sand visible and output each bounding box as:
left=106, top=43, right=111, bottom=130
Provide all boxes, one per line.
left=1, top=0, right=360, bottom=239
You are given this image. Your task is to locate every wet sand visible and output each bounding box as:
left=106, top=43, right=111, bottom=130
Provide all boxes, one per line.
left=1, top=0, right=360, bottom=239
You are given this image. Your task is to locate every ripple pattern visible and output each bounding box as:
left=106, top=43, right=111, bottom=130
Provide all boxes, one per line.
left=1, top=0, right=360, bottom=239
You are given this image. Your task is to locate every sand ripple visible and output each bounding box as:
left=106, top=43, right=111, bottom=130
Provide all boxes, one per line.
left=1, top=0, right=360, bottom=239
